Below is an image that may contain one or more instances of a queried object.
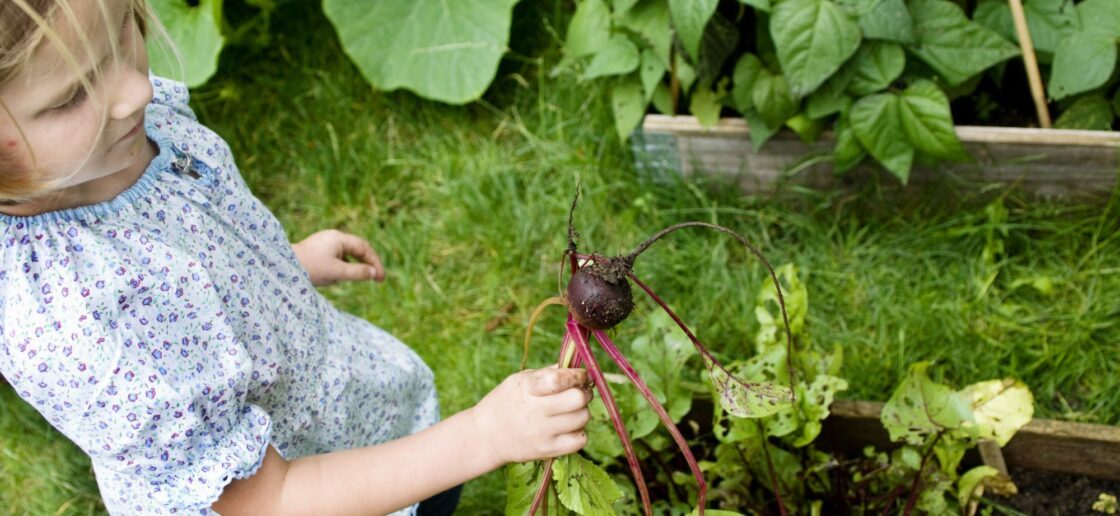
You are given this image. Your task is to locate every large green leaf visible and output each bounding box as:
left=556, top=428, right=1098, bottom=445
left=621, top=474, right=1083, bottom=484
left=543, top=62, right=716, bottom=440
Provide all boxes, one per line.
left=846, top=41, right=906, bottom=96
left=974, top=0, right=1078, bottom=55
left=553, top=454, right=624, bottom=515
left=881, top=362, right=972, bottom=445
left=611, top=74, right=647, bottom=141
left=857, top=0, right=915, bottom=43
left=806, top=65, right=853, bottom=119
left=770, top=0, right=862, bottom=97
left=322, top=0, right=520, bottom=104
left=691, top=82, right=726, bottom=128
left=1054, top=95, right=1115, bottom=130
left=585, top=35, right=641, bottom=80
left=1113, top=89, right=1120, bottom=116
left=732, top=53, right=766, bottom=111
left=899, top=80, right=969, bottom=161
left=1077, top=0, right=1120, bottom=36
left=1049, top=32, right=1118, bottom=101
left=670, top=0, right=720, bottom=61
left=566, top=0, right=612, bottom=58
left=851, top=93, right=914, bottom=182
left=958, top=379, right=1034, bottom=446
left=833, top=115, right=867, bottom=172
left=146, top=0, right=224, bottom=88
left=908, top=0, right=1019, bottom=86
left=639, top=50, right=666, bottom=101
left=616, top=0, right=673, bottom=67
left=754, top=72, right=799, bottom=128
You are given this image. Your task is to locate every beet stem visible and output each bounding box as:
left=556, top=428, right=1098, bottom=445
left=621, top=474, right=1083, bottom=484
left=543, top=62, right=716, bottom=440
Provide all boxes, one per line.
left=567, top=319, right=654, bottom=516
left=622, top=221, right=797, bottom=398
left=591, top=328, right=707, bottom=516
left=627, top=272, right=794, bottom=406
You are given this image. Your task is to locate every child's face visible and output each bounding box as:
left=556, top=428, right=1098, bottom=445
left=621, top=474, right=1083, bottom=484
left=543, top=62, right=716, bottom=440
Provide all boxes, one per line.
left=0, top=0, right=152, bottom=193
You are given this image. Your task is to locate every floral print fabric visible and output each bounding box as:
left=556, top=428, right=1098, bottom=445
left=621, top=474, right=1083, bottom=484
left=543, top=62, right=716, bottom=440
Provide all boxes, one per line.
left=0, top=77, right=438, bottom=514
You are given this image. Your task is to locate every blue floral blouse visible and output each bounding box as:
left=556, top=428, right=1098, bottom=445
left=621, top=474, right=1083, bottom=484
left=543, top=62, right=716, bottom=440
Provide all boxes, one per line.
left=0, top=77, right=439, bottom=514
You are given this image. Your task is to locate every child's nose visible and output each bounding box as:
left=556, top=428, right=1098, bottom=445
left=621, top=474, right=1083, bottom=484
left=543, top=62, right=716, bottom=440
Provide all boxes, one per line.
left=108, top=66, right=154, bottom=121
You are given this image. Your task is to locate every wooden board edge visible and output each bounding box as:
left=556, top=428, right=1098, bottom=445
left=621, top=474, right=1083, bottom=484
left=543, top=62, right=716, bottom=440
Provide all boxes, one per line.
left=642, top=114, right=1120, bottom=148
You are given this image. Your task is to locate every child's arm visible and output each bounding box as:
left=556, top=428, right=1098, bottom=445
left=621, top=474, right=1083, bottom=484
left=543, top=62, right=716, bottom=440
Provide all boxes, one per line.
left=213, top=367, right=592, bottom=515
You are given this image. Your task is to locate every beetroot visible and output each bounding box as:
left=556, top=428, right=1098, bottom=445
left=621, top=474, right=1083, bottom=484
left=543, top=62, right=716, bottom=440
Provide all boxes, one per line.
left=565, top=258, right=633, bottom=329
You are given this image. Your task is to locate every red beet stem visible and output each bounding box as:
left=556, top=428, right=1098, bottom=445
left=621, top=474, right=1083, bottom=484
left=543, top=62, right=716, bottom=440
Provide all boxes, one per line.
left=622, top=221, right=797, bottom=394
left=567, top=318, right=654, bottom=515
left=591, top=328, right=708, bottom=515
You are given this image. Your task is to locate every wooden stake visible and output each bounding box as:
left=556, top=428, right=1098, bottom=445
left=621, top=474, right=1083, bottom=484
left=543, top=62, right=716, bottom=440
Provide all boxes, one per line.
left=1008, top=0, right=1053, bottom=128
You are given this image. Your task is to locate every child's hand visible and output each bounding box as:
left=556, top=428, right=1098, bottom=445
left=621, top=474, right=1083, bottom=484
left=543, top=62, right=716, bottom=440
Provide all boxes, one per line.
left=291, top=229, right=385, bottom=287
left=469, top=367, right=593, bottom=466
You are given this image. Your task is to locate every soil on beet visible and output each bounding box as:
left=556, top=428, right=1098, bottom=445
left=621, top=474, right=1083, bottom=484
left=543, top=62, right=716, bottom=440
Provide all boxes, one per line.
left=987, top=467, right=1120, bottom=515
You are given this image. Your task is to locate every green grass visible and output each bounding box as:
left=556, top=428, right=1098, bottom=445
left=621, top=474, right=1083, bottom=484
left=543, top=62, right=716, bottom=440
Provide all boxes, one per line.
left=3, top=1, right=1119, bottom=513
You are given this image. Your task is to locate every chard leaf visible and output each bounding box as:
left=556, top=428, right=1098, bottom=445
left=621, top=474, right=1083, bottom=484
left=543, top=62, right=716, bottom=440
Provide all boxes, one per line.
left=958, top=379, right=1034, bottom=446
left=881, top=362, right=973, bottom=445
left=611, top=74, right=647, bottom=141
left=846, top=41, right=906, bottom=96
left=553, top=454, right=624, bottom=515
left=858, top=0, right=915, bottom=43
left=753, top=73, right=799, bottom=128
left=323, top=0, right=519, bottom=104
left=1049, top=32, right=1117, bottom=100
left=585, top=35, right=641, bottom=80
left=770, top=0, right=862, bottom=96
left=147, top=0, right=224, bottom=88
left=732, top=54, right=766, bottom=111
left=851, top=92, right=914, bottom=182
left=670, top=0, right=720, bottom=61
left=899, top=80, right=969, bottom=161
left=566, top=0, right=612, bottom=58
left=908, top=0, right=1019, bottom=86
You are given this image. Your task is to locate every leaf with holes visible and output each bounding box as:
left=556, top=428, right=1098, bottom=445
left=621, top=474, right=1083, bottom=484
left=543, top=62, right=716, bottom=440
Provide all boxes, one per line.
left=881, top=362, right=972, bottom=445
left=958, top=379, right=1034, bottom=446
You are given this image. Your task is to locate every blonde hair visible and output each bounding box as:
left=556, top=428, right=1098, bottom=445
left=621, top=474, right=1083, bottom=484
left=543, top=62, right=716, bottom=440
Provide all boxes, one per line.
left=0, top=0, right=161, bottom=203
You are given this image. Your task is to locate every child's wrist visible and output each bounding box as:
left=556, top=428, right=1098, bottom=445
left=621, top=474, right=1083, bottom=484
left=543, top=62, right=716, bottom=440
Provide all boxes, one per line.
left=464, top=406, right=507, bottom=470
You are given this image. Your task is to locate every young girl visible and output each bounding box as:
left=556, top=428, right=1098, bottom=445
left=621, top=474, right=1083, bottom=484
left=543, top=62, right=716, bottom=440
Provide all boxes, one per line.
left=0, top=1, right=592, bottom=514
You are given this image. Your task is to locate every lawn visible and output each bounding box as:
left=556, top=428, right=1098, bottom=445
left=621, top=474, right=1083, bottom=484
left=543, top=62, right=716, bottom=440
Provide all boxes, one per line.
left=2, top=1, right=1118, bottom=513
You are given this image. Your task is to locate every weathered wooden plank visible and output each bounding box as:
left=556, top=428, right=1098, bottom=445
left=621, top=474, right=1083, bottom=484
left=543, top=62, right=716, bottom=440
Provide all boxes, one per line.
left=821, top=400, right=1120, bottom=481
left=634, top=115, right=1120, bottom=197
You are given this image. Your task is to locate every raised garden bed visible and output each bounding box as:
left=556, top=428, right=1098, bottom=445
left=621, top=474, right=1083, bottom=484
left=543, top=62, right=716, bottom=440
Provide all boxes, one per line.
left=633, top=115, right=1120, bottom=197
left=821, top=400, right=1120, bottom=513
